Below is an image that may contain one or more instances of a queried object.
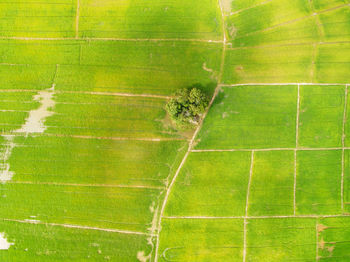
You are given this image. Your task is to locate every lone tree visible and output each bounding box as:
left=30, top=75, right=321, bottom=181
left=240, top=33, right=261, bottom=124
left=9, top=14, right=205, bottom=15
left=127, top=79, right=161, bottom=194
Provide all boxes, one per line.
left=166, top=85, right=209, bottom=128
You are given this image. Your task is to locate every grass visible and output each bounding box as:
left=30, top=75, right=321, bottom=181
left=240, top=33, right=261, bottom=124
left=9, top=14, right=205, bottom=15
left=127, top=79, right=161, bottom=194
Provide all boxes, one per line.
left=0, top=219, right=153, bottom=262
left=79, top=0, right=222, bottom=40
left=195, top=85, right=297, bottom=149
left=9, top=136, right=187, bottom=188
left=298, top=85, right=345, bottom=148
left=164, top=151, right=251, bottom=216
left=248, top=151, right=294, bottom=216
left=158, top=218, right=243, bottom=261
left=296, top=150, right=342, bottom=215
left=246, top=218, right=316, bottom=261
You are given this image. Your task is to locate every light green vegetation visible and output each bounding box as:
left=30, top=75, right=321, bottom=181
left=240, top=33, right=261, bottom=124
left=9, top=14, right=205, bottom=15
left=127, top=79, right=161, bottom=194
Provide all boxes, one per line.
left=343, top=150, right=350, bottom=212
left=222, top=0, right=350, bottom=84
left=0, top=40, right=81, bottom=66
left=298, top=85, right=345, bottom=148
left=226, top=0, right=311, bottom=40
left=0, top=183, right=160, bottom=233
left=246, top=218, right=316, bottom=261
left=45, top=93, right=180, bottom=138
left=0, top=0, right=76, bottom=38
left=9, top=136, right=186, bottom=188
left=164, top=151, right=251, bottom=216
left=0, top=91, right=39, bottom=132
left=57, top=41, right=222, bottom=94
left=158, top=218, right=243, bottom=261
left=0, top=219, right=153, bottom=262
left=223, top=45, right=314, bottom=83
left=0, top=65, right=56, bottom=90
left=315, top=43, right=350, bottom=84
left=318, top=217, right=350, bottom=260
left=79, top=0, right=222, bottom=40
left=0, top=40, right=221, bottom=95
left=195, top=85, right=297, bottom=149
left=248, top=151, right=294, bottom=216
left=313, top=0, right=349, bottom=11
left=296, top=150, right=342, bottom=215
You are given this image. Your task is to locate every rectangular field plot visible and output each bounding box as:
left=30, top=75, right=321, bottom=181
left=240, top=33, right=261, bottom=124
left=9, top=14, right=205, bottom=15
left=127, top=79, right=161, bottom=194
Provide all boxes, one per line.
left=298, top=85, right=345, bottom=148
left=0, top=220, right=153, bottom=262
left=319, top=7, right=350, bottom=42
left=164, top=151, right=251, bottom=217
left=246, top=218, right=316, bottom=261
left=195, top=85, right=297, bottom=149
left=0, top=65, right=56, bottom=90
left=225, top=0, right=312, bottom=41
left=57, top=41, right=222, bottom=95
left=315, top=43, right=350, bottom=83
left=0, top=40, right=81, bottom=65
left=317, top=217, right=350, bottom=261
left=313, top=0, right=349, bottom=11
left=223, top=45, right=313, bottom=84
left=296, top=150, right=342, bottom=215
left=8, top=136, right=186, bottom=188
left=158, top=218, right=243, bottom=261
left=45, top=93, right=182, bottom=139
left=0, top=1, right=76, bottom=38
left=0, top=183, right=160, bottom=233
left=0, top=91, right=40, bottom=132
left=248, top=151, right=294, bottom=216
left=343, top=150, right=350, bottom=211
left=229, top=17, right=319, bottom=48
left=79, top=0, right=222, bottom=40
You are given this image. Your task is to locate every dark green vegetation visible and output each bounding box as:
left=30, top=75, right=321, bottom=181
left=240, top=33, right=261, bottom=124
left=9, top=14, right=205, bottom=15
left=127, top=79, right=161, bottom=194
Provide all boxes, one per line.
left=166, top=87, right=209, bottom=128
left=0, top=0, right=349, bottom=261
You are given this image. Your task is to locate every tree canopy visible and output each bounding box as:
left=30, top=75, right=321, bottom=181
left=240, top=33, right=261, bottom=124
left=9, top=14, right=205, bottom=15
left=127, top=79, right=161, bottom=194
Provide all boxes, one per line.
left=166, top=86, right=209, bottom=128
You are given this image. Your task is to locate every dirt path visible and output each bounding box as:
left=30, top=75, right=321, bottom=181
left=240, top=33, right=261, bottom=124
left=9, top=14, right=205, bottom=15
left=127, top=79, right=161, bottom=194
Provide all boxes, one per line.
left=2, top=218, right=154, bottom=236
left=0, top=36, right=223, bottom=43
left=153, top=1, right=228, bottom=261
left=7, top=180, right=163, bottom=190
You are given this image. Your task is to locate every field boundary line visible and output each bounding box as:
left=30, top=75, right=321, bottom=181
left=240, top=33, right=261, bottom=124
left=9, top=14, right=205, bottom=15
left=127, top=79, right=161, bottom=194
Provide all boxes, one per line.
left=0, top=36, right=223, bottom=43
left=0, top=133, right=188, bottom=142
left=56, top=90, right=172, bottom=99
left=294, top=84, right=300, bottom=215
left=153, top=0, right=228, bottom=260
left=222, top=83, right=349, bottom=87
left=316, top=218, right=319, bottom=261
left=191, top=147, right=349, bottom=152
left=0, top=89, right=172, bottom=99
left=75, top=0, right=80, bottom=39
left=342, top=84, right=348, bottom=211
left=2, top=218, right=154, bottom=236
left=7, top=180, right=163, bottom=190
left=243, top=151, right=254, bottom=262
left=226, top=40, right=350, bottom=50
left=163, top=214, right=350, bottom=219
left=294, top=149, right=297, bottom=215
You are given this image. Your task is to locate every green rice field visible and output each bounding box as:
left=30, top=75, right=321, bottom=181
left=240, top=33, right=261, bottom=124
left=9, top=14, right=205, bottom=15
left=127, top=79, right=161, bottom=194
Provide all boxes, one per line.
left=0, top=0, right=349, bottom=261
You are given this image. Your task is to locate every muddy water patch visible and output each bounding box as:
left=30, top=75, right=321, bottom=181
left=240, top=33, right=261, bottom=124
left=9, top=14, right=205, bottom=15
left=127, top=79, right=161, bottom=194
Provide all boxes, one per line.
left=0, top=87, right=56, bottom=183
left=0, top=232, right=14, bottom=250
